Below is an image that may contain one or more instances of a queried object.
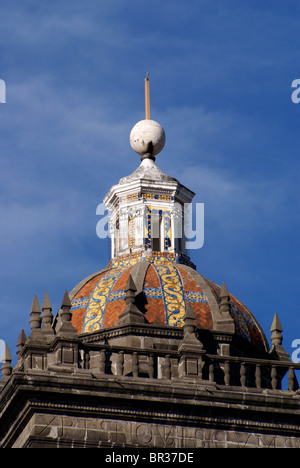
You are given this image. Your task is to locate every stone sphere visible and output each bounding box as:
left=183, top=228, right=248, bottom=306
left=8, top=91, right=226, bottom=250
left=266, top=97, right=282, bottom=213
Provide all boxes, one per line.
left=130, top=120, right=166, bottom=156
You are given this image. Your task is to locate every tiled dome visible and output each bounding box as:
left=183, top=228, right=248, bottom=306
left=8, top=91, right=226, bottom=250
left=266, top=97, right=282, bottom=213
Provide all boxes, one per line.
left=69, top=91, right=269, bottom=354
left=70, top=260, right=268, bottom=352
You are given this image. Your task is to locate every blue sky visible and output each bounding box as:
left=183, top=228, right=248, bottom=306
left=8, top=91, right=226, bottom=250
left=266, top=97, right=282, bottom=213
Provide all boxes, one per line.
left=0, top=1, right=299, bottom=369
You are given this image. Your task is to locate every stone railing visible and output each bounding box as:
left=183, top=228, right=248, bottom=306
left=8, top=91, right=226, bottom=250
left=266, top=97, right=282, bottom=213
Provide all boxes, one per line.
left=1, top=335, right=300, bottom=393
left=1, top=289, right=299, bottom=394
left=77, top=343, right=300, bottom=392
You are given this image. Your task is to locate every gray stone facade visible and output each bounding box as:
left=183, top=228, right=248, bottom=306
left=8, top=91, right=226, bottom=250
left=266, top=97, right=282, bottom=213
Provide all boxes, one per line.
left=1, top=89, right=299, bottom=449
left=0, top=289, right=299, bottom=448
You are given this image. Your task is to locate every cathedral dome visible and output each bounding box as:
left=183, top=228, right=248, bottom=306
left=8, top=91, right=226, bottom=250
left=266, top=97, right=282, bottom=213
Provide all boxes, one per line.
left=70, top=258, right=268, bottom=352
left=69, top=74, right=268, bottom=354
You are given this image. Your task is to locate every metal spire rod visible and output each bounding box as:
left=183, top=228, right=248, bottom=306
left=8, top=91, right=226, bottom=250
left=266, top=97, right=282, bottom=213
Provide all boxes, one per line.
left=145, top=72, right=150, bottom=120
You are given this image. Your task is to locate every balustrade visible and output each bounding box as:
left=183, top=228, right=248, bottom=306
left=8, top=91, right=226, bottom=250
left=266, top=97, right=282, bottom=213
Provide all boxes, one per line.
left=76, top=344, right=300, bottom=393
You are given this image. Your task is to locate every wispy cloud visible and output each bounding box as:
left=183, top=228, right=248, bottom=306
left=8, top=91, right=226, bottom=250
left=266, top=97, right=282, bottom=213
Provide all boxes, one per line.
left=0, top=0, right=298, bottom=360
left=182, top=163, right=295, bottom=250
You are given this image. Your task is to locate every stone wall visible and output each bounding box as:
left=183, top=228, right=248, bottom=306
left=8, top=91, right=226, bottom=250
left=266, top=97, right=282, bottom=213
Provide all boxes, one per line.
left=13, top=414, right=300, bottom=448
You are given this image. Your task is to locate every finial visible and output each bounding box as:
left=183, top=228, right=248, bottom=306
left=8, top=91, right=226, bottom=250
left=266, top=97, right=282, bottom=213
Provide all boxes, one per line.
left=270, top=313, right=283, bottom=346
left=3, top=343, right=12, bottom=362
left=42, top=291, right=52, bottom=312
left=17, top=329, right=27, bottom=347
left=270, top=313, right=289, bottom=360
left=42, top=292, right=55, bottom=338
left=125, top=275, right=137, bottom=305
left=60, top=291, right=72, bottom=322
left=145, top=72, right=150, bottom=120
left=57, top=291, right=77, bottom=335
left=178, top=303, right=203, bottom=369
left=215, top=281, right=235, bottom=336
left=16, top=329, right=27, bottom=360
left=183, top=302, right=196, bottom=333
left=219, top=281, right=231, bottom=315
left=42, top=292, right=53, bottom=327
left=1, top=343, right=13, bottom=379
left=129, top=74, right=166, bottom=160
left=30, top=295, right=42, bottom=330
left=118, top=274, right=145, bottom=325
